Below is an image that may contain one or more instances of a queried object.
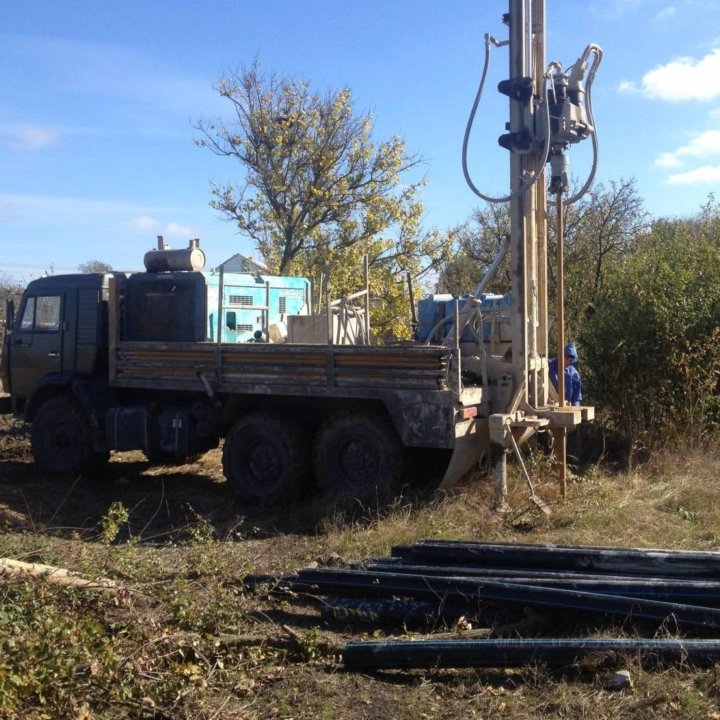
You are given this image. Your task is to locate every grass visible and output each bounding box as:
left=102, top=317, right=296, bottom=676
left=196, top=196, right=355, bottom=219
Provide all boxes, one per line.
left=322, top=445, right=720, bottom=560
left=4, top=432, right=720, bottom=717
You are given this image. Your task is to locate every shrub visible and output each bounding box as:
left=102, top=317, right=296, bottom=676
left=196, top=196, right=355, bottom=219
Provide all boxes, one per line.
left=580, top=200, right=720, bottom=447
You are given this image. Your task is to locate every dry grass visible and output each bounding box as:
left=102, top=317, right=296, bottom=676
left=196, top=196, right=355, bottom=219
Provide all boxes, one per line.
left=4, top=422, right=720, bottom=718
left=322, top=445, right=720, bottom=561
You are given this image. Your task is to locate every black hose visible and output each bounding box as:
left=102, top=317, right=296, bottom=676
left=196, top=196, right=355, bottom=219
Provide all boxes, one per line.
left=462, top=35, right=551, bottom=204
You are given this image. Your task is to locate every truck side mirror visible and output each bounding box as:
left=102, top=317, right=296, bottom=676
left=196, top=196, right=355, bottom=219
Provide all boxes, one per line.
left=5, top=299, right=14, bottom=331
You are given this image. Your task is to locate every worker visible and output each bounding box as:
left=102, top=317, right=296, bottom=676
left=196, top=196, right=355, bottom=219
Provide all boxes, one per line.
left=549, top=341, right=582, bottom=406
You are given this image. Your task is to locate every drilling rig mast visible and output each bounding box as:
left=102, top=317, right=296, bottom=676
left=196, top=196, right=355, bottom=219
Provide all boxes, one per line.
left=456, top=0, right=602, bottom=501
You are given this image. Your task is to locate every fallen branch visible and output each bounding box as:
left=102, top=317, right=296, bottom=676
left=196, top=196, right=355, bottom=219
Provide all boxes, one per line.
left=212, top=625, right=342, bottom=657
left=407, top=628, right=492, bottom=641
left=0, top=558, right=117, bottom=590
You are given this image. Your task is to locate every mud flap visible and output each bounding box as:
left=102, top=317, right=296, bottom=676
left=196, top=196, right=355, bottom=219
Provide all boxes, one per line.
left=437, top=418, right=489, bottom=491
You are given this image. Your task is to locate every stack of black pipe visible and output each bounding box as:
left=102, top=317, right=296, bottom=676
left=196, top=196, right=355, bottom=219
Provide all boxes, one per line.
left=246, top=539, right=720, bottom=670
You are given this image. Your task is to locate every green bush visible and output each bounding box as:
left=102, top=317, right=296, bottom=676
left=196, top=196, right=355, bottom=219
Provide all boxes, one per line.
left=0, top=584, right=119, bottom=716
left=579, top=200, right=720, bottom=446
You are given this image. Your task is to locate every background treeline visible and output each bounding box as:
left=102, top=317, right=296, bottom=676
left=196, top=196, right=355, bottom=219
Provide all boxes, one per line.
left=441, top=185, right=720, bottom=455
left=192, top=67, right=720, bottom=455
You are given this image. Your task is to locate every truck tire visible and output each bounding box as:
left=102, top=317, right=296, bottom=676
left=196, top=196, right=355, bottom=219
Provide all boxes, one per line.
left=313, top=410, right=406, bottom=507
left=222, top=412, right=309, bottom=503
left=31, top=396, right=108, bottom=479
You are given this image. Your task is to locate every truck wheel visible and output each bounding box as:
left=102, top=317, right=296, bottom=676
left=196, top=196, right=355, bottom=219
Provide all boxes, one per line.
left=31, top=396, right=108, bottom=479
left=222, top=412, right=309, bottom=503
left=313, top=410, right=406, bottom=507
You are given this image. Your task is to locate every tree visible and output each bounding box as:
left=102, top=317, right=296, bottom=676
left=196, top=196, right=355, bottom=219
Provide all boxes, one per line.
left=438, top=178, right=648, bottom=341
left=558, top=178, right=649, bottom=337
left=438, top=204, right=511, bottom=296
left=0, top=274, right=23, bottom=334
left=77, top=260, right=112, bottom=273
left=196, top=64, right=446, bottom=338
left=293, top=219, right=450, bottom=340
left=579, top=197, right=720, bottom=446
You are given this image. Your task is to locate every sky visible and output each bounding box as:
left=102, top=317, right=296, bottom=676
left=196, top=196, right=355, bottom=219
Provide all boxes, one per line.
left=1, top=0, right=719, bottom=281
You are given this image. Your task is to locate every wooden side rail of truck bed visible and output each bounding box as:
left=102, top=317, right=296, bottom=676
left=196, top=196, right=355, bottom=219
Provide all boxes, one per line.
left=110, top=341, right=453, bottom=394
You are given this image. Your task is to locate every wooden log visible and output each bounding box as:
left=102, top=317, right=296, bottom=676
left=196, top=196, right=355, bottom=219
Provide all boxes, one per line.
left=0, top=558, right=117, bottom=590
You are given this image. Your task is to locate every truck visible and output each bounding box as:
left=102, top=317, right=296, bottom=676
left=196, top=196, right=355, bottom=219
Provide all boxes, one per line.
left=0, top=0, right=597, bottom=508
left=0, top=262, right=485, bottom=504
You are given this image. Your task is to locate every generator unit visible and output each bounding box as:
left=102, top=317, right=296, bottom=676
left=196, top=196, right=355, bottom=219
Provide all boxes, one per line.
left=204, top=272, right=311, bottom=343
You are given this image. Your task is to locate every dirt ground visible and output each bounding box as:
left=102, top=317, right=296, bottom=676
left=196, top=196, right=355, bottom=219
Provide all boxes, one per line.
left=0, top=413, right=334, bottom=560
left=3, top=414, right=720, bottom=719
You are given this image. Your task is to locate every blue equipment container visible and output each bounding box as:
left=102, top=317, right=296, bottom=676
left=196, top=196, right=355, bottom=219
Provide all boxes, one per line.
left=205, top=272, right=311, bottom=343
left=417, top=293, right=512, bottom=343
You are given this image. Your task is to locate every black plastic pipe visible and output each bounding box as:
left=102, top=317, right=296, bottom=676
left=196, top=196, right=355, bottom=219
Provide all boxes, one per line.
left=296, top=568, right=720, bottom=627
left=368, top=559, right=720, bottom=584
left=415, top=539, right=720, bottom=557
left=391, top=541, right=720, bottom=578
left=249, top=563, right=720, bottom=607
left=243, top=574, right=298, bottom=592
left=343, top=637, right=720, bottom=670
left=320, top=598, right=458, bottom=626
left=364, top=562, right=720, bottom=605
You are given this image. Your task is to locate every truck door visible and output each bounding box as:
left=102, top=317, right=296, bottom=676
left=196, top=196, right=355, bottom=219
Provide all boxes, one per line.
left=10, top=292, right=65, bottom=401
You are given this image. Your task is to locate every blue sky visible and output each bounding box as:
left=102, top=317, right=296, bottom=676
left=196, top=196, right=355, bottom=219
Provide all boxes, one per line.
left=1, top=0, right=719, bottom=280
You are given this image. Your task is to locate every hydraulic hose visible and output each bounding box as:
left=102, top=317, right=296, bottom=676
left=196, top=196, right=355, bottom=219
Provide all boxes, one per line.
left=462, top=35, right=552, bottom=204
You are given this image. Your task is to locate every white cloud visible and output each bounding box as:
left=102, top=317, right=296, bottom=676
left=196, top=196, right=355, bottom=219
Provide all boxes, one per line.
left=4, top=34, right=222, bottom=118
left=129, top=216, right=160, bottom=232
left=590, top=0, right=648, bottom=19
left=667, top=165, right=720, bottom=184
left=617, top=80, right=639, bottom=94
left=637, top=48, right=720, bottom=101
left=0, top=193, right=136, bottom=223
left=0, top=194, right=199, bottom=234
left=128, top=217, right=195, bottom=238
left=3, top=123, right=59, bottom=150
left=656, top=129, right=720, bottom=167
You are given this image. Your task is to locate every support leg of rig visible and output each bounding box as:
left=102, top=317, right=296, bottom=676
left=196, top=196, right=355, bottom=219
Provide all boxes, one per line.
left=552, top=427, right=568, bottom=498
left=492, top=447, right=510, bottom=513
